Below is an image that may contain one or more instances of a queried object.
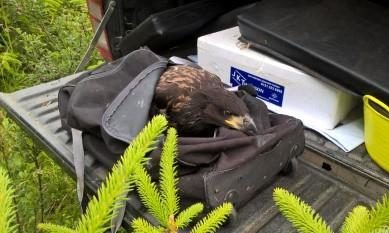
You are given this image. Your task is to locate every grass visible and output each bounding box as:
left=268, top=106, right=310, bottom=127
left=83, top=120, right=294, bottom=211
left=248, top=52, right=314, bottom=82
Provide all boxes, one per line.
left=0, top=0, right=102, bottom=231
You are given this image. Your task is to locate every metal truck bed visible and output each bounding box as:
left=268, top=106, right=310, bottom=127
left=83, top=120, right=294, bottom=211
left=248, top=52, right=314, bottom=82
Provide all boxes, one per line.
left=0, top=73, right=388, bottom=232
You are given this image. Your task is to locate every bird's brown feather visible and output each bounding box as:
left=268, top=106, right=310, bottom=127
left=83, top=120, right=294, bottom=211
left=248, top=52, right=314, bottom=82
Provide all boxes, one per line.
left=154, top=65, right=223, bottom=109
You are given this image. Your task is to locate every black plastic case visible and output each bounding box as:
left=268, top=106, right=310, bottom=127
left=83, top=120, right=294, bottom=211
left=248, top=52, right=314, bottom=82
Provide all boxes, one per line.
left=238, top=0, right=389, bottom=102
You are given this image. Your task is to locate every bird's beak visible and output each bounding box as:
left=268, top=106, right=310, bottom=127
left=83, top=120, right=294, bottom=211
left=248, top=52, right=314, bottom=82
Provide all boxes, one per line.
left=225, top=114, right=257, bottom=135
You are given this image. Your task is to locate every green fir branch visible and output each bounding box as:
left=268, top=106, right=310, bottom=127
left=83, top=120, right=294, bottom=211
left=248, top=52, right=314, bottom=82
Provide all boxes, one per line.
left=129, top=125, right=231, bottom=233
left=340, top=206, right=369, bottom=233
left=0, top=52, right=22, bottom=76
left=0, top=167, right=17, bottom=233
left=38, top=223, right=75, bottom=233
left=363, top=194, right=389, bottom=233
left=131, top=218, right=163, bottom=233
left=373, top=226, right=389, bottom=233
left=176, top=203, right=204, bottom=228
left=133, top=164, right=167, bottom=226
left=273, top=188, right=333, bottom=233
left=73, top=115, right=167, bottom=233
left=68, top=0, right=85, bottom=7
left=160, top=128, right=179, bottom=217
left=41, top=0, right=63, bottom=16
left=190, top=203, right=233, bottom=233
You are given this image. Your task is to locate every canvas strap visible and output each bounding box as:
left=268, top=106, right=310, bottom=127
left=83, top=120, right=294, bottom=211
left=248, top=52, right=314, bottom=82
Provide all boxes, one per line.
left=71, top=128, right=125, bottom=232
left=110, top=198, right=127, bottom=233
left=72, top=0, right=126, bottom=231
left=71, top=128, right=85, bottom=209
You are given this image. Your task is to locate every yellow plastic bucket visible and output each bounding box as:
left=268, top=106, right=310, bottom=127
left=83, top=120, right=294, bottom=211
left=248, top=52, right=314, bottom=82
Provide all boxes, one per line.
left=363, top=95, right=389, bottom=172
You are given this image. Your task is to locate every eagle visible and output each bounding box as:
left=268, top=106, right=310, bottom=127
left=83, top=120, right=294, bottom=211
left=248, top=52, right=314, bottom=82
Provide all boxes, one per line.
left=153, top=65, right=257, bottom=137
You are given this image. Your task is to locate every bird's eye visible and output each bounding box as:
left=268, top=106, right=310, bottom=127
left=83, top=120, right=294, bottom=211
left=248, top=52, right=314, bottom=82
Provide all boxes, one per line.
left=223, top=110, right=232, bottom=116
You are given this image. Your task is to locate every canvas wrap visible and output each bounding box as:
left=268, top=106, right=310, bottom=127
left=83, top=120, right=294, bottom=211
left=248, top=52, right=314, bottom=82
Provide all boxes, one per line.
left=58, top=49, right=305, bottom=208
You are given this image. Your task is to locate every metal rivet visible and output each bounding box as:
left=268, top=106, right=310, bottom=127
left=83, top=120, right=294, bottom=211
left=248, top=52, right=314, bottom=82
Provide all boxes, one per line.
left=224, top=190, right=238, bottom=203
left=215, top=189, right=219, bottom=193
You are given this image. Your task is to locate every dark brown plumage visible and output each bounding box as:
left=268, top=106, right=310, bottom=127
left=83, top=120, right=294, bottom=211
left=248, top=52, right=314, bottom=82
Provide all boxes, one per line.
left=153, top=65, right=257, bottom=136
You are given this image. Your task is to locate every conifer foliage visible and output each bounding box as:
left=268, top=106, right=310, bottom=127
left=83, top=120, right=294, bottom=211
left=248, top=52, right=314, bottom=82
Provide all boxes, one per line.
left=0, top=168, right=17, bottom=233
left=0, top=116, right=232, bottom=233
left=131, top=127, right=233, bottom=233
left=273, top=187, right=389, bottom=233
left=39, top=115, right=168, bottom=233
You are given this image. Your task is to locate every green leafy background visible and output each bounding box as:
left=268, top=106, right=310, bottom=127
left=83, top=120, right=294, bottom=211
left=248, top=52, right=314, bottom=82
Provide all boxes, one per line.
left=0, top=0, right=101, bottom=231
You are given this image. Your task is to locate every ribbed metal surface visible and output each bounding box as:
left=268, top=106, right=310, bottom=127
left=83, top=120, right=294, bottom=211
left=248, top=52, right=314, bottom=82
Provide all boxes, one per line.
left=220, top=162, right=372, bottom=233
left=305, top=130, right=389, bottom=188
left=0, top=74, right=385, bottom=232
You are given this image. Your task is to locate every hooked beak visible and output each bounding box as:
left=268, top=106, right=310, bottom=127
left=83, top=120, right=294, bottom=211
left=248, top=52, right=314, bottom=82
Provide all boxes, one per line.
left=224, top=114, right=257, bottom=135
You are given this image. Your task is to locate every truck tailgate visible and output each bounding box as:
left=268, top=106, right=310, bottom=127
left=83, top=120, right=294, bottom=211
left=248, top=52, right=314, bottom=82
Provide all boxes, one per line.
left=0, top=74, right=387, bottom=232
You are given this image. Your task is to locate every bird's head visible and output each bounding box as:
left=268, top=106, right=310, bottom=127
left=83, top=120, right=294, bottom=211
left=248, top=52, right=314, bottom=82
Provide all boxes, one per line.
left=191, top=88, right=258, bottom=135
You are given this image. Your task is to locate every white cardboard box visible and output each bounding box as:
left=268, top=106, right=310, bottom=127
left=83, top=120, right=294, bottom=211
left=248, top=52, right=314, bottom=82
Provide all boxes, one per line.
left=198, top=27, right=359, bottom=130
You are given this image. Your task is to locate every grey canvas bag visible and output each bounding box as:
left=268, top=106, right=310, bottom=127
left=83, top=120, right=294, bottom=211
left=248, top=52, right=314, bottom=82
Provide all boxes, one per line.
left=58, top=48, right=305, bottom=230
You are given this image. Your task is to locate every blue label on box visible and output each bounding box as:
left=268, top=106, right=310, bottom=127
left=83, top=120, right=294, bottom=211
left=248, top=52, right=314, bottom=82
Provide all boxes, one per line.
left=230, top=67, right=285, bottom=107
